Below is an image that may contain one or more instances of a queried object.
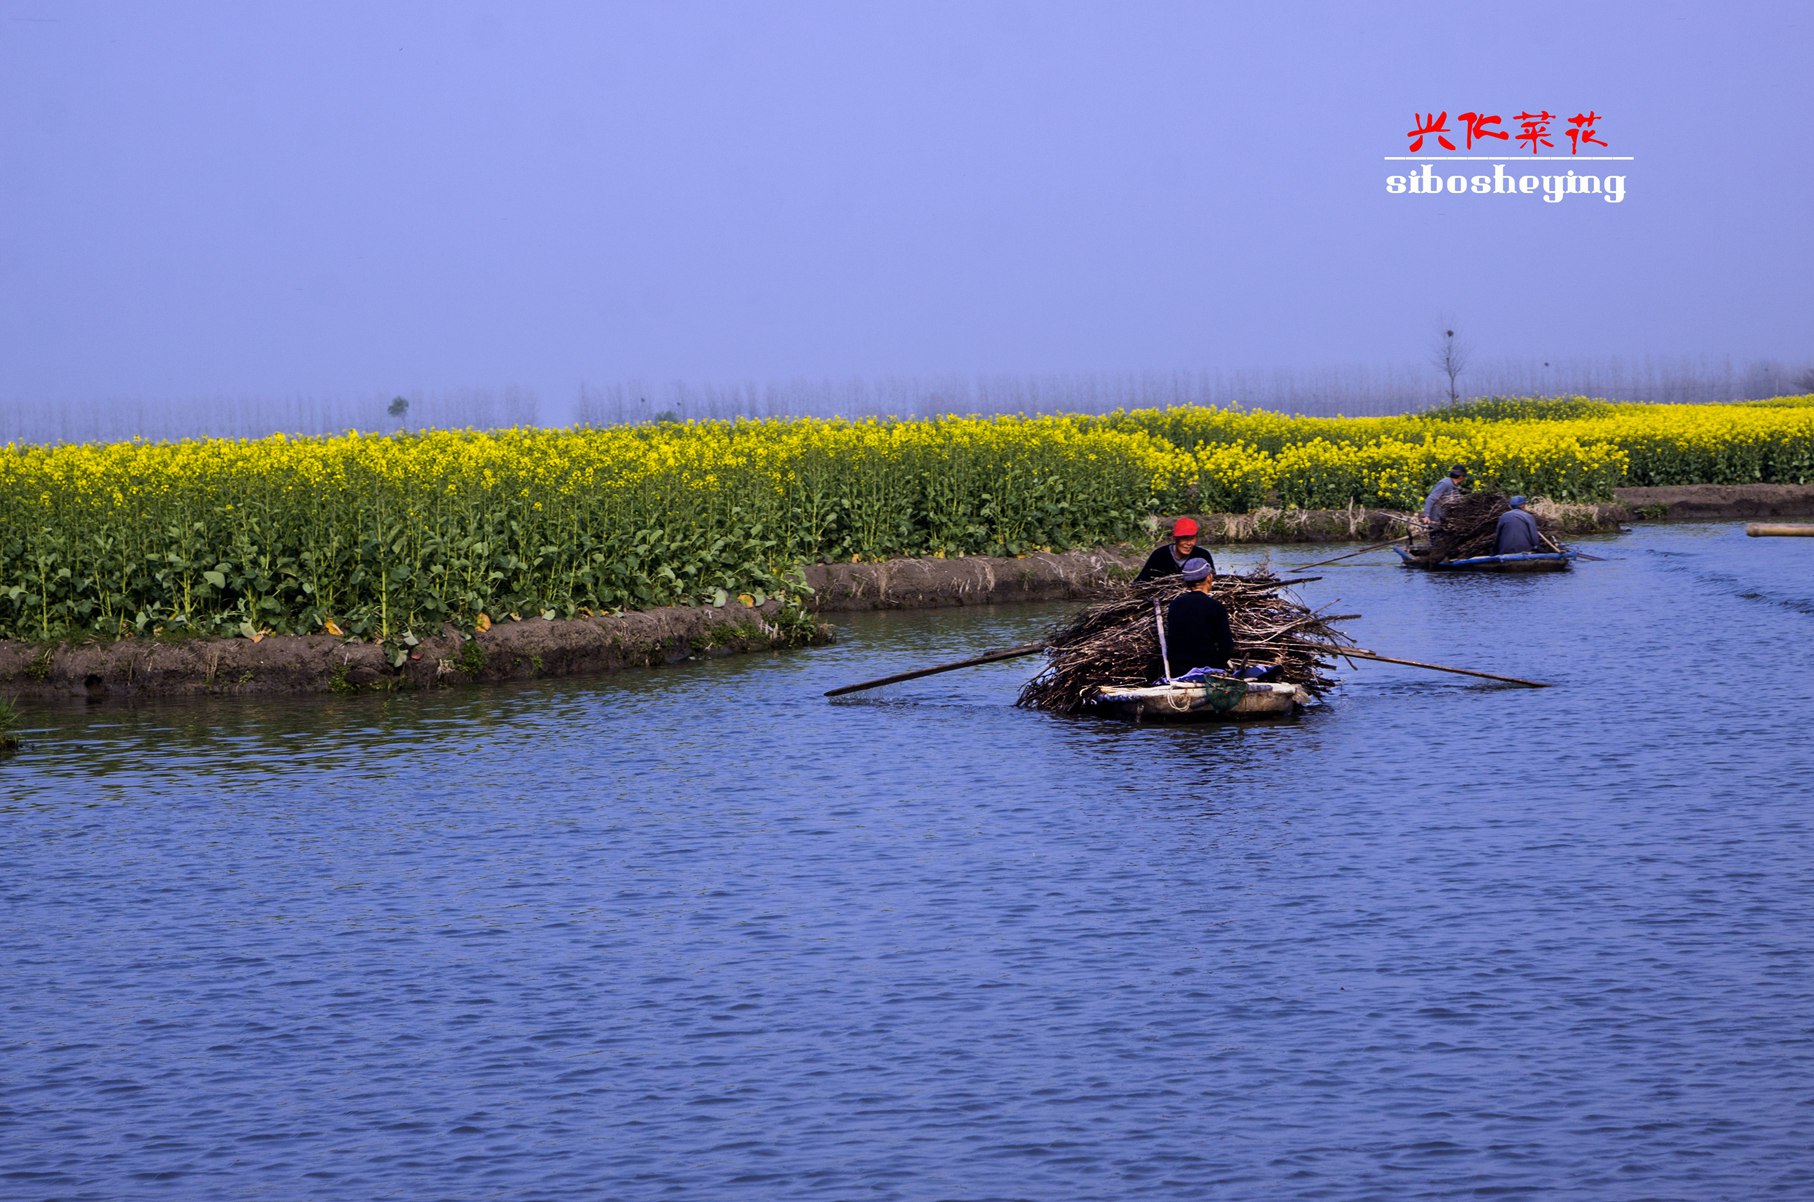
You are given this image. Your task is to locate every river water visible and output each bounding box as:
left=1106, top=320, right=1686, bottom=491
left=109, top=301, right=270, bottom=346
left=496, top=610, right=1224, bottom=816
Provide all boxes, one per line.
left=3, top=522, right=1811, bottom=1202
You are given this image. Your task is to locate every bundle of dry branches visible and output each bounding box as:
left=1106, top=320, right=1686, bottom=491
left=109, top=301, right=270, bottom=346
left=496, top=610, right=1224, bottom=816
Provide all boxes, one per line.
left=1426, top=491, right=1561, bottom=560
left=1015, top=572, right=1353, bottom=713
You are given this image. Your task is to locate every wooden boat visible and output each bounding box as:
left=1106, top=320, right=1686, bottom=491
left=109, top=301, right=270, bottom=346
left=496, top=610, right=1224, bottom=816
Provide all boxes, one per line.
left=1395, top=546, right=1575, bottom=572
left=1089, top=677, right=1309, bottom=721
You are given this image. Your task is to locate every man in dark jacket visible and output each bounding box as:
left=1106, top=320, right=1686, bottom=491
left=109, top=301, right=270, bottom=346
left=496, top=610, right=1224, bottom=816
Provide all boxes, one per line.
left=1136, top=517, right=1216, bottom=581
left=1422, top=464, right=1469, bottom=529
left=1493, top=495, right=1544, bottom=553
left=1164, top=558, right=1236, bottom=674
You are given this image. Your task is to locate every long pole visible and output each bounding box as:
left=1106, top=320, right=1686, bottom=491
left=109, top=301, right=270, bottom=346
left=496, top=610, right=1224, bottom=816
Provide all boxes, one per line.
left=1153, top=599, right=1173, bottom=681
left=1334, top=646, right=1551, bottom=688
left=824, top=641, right=1047, bottom=697
left=1286, top=538, right=1407, bottom=571
left=1536, top=530, right=1605, bottom=562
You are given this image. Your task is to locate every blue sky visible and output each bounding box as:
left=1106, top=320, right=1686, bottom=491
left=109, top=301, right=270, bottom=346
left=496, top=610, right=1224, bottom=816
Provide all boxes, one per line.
left=2, top=0, right=1809, bottom=418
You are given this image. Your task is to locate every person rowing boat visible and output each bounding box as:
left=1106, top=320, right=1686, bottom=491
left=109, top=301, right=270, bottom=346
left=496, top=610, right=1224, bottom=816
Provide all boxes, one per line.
left=1409, top=463, right=1468, bottom=552
left=1493, top=495, right=1543, bottom=554
left=1164, top=558, right=1236, bottom=674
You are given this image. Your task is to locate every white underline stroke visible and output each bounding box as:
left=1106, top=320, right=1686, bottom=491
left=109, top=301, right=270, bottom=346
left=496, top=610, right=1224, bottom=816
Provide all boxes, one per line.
left=1382, top=155, right=1635, bottom=161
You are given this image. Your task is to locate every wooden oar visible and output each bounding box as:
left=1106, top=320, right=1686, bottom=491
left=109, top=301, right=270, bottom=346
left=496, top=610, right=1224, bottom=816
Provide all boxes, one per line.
left=1286, top=538, right=1407, bottom=571
left=824, top=641, right=1047, bottom=697
left=1536, top=530, right=1606, bottom=561
left=1334, top=646, right=1551, bottom=688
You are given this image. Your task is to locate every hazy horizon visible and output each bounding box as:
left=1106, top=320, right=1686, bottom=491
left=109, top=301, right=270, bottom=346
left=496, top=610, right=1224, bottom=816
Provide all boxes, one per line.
left=3, top=1, right=1810, bottom=435
left=6, top=351, right=1808, bottom=446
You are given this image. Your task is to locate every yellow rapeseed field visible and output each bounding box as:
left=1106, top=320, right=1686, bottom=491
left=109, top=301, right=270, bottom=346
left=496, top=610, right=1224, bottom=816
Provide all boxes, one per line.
left=2, top=397, right=1810, bottom=642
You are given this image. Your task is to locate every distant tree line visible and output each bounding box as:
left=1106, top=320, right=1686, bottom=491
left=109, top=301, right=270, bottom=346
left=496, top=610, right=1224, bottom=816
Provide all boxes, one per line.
left=0, top=387, right=541, bottom=446
left=572, top=355, right=1814, bottom=426
left=2, top=357, right=1810, bottom=445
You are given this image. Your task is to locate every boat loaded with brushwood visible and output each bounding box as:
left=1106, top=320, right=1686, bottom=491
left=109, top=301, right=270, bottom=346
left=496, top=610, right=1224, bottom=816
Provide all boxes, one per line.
left=1015, top=572, right=1352, bottom=722
left=1401, top=491, right=1577, bottom=572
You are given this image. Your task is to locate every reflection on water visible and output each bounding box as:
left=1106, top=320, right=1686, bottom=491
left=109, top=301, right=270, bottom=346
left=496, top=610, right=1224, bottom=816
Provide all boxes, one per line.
left=3, top=523, right=1812, bottom=1201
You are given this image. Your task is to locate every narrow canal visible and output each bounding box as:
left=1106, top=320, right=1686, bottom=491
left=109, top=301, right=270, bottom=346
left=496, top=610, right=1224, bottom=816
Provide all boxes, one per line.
left=3, top=523, right=1811, bottom=1201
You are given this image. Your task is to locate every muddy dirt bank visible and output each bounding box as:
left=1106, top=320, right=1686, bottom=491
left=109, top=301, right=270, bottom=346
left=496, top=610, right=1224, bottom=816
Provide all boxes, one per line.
left=804, top=548, right=1139, bottom=611
left=1614, top=483, right=1814, bottom=521
left=1168, top=500, right=1625, bottom=543
left=0, top=550, right=1145, bottom=703
left=1170, top=485, right=1814, bottom=538
left=1175, top=486, right=1814, bottom=537
left=0, top=601, right=826, bottom=704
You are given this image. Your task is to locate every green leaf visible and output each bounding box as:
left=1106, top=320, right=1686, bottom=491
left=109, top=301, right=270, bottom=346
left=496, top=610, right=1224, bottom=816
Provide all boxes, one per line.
left=203, top=570, right=227, bottom=589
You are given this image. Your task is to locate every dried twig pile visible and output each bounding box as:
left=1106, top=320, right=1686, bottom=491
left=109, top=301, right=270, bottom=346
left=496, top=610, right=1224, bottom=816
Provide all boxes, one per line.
left=1015, top=572, right=1353, bottom=713
left=1426, top=491, right=1561, bottom=560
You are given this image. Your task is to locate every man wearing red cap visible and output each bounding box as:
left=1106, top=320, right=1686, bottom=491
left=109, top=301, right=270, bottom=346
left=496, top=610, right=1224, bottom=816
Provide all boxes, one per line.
left=1135, top=516, right=1216, bottom=582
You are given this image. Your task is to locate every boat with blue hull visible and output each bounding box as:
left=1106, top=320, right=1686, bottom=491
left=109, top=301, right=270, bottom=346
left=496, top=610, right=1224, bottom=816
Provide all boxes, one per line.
left=1395, top=546, right=1575, bottom=572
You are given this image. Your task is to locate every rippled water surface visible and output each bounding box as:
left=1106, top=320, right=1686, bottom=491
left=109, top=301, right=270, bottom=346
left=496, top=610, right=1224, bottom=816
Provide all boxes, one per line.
left=4, top=523, right=1812, bottom=1201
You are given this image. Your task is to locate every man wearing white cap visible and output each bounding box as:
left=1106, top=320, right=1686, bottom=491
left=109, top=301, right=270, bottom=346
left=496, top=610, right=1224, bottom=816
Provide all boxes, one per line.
left=1493, top=495, right=1543, bottom=554
left=1165, top=558, right=1236, bottom=674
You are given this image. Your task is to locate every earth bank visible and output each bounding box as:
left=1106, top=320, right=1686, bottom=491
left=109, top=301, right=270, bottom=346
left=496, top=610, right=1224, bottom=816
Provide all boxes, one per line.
left=0, top=550, right=1140, bottom=703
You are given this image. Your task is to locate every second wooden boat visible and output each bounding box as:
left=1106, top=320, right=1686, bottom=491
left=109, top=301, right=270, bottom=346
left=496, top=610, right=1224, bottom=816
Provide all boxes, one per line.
left=1395, top=547, right=1575, bottom=572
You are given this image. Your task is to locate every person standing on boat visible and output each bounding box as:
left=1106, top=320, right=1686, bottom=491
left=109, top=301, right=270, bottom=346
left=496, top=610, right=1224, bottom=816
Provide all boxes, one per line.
left=1165, top=558, right=1236, bottom=673
left=1136, top=517, right=1216, bottom=582
left=1493, top=495, right=1544, bottom=554
left=1422, top=465, right=1469, bottom=531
